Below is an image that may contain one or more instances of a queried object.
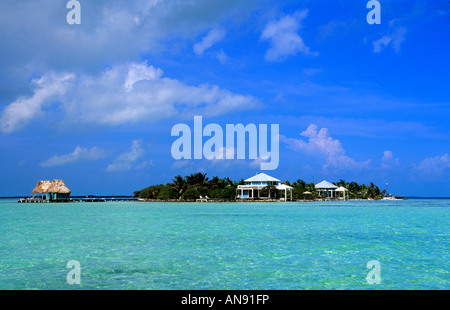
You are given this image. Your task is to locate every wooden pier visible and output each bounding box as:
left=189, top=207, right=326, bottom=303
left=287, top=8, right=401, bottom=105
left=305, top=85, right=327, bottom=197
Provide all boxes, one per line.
left=18, top=197, right=138, bottom=203
left=72, top=197, right=138, bottom=202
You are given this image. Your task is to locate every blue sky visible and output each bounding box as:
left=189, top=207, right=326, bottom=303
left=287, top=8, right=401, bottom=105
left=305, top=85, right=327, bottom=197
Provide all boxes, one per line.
left=0, top=0, right=449, bottom=197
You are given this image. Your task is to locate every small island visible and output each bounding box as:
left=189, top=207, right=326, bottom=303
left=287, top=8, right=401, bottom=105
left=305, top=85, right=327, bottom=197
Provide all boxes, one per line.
left=133, top=172, right=401, bottom=202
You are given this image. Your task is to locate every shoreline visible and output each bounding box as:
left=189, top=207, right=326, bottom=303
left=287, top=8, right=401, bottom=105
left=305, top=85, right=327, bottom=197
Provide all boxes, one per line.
left=13, top=197, right=407, bottom=203
left=12, top=196, right=450, bottom=200
left=135, top=197, right=408, bottom=203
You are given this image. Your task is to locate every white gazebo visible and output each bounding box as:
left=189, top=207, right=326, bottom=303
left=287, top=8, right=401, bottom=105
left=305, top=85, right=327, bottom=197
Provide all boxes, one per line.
left=276, top=184, right=293, bottom=201
left=335, top=186, right=349, bottom=200
left=315, top=180, right=338, bottom=198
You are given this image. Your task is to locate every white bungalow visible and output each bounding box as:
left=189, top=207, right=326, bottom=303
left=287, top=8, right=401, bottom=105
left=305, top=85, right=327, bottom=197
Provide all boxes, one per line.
left=315, top=180, right=338, bottom=198
left=236, top=173, right=293, bottom=201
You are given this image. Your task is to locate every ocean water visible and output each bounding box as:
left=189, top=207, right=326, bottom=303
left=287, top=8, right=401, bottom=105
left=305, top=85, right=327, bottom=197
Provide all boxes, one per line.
left=0, top=198, right=448, bottom=290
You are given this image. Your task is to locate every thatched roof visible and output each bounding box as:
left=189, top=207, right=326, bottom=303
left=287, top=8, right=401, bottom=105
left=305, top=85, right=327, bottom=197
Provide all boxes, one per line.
left=47, top=179, right=71, bottom=194
left=32, top=180, right=52, bottom=194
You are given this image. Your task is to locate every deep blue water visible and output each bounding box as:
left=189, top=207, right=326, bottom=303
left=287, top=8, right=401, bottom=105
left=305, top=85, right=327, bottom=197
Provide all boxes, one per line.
left=0, top=198, right=448, bottom=289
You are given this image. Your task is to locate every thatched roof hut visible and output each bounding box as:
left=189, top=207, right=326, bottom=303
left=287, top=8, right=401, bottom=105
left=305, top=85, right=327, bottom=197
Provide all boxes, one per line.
left=30, top=179, right=71, bottom=202
left=47, top=179, right=71, bottom=194
left=32, top=180, right=52, bottom=194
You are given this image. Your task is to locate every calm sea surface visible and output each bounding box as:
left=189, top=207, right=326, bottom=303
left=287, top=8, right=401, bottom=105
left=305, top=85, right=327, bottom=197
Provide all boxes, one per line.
left=0, top=198, right=448, bottom=289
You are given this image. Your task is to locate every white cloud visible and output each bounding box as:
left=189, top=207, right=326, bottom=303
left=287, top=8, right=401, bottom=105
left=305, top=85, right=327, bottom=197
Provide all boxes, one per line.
left=40, top=146, right=106, bottom=167
left=282, top=124, right=343, bottom=156
left=414, top=153, right=450, bottom=177
left=381, top=150, right=400, bottom=169
left=124, top=62, right=163, bottom=92
left=0, top=73, right=75, bottom=133
left=107, top=139, right=149, bottom=172
left=194, top=28, right=226, bottom=55
left=373, top=26, right=407, bottom=53
left=116, top=139, right=145, bottom=162
left=260, top=10, right=317, bottom=61
left=0, top=62, right=257, bottom=133
left=281, top=124, right=370, bottom=170
left=70, top=62, right=257, bottom=126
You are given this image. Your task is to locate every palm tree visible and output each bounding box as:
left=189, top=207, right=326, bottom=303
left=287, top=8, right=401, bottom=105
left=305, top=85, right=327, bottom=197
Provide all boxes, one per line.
left=337, top=179, right=347, bottom=187
left=294, top=179, right=306, bottom=189
left=224, top=177, right=234, bottom=187
left=170, top=175, right=186, bottom=200
left=186, top=172, right=208, bottom=186
left=348, top=181, right=359, bottom=192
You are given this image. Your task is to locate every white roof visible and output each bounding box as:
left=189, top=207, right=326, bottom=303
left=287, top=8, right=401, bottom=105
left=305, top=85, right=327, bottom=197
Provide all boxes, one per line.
left=244, top=173, right=280, bottom=182
left=276, top=184, right=293, bottom=190
left=315, top=180, right=338, bottom=189
left=335, top=186, right=348, bottom=192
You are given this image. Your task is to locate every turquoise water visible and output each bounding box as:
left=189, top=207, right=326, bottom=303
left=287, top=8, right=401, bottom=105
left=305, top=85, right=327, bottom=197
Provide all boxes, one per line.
left=0, top=198, right=448, bottom=289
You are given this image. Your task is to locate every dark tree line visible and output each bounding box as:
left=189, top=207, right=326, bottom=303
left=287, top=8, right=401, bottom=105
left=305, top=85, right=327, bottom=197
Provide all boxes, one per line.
left=133, top=173, right=241, bottom=201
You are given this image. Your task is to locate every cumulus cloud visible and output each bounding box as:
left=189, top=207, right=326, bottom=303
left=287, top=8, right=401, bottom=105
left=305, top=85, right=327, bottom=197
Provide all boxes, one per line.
left=124, top=62, right=163, bottom=92
left=107, top=139, right=147, bottom=172
left=414, top=153, right=450, bottom=177
left=260, top=10, right=317, bottom=61
left=70, top=62, right=257, bottom=126
left=381, top=150, right=400, bottom=169
left=40, top=146, right=106, bottom=167
left=281, top=124, right=370, bottom=170
left=0, top=62, right=257, bottom=133
left=0, top=73, right=75, bottom=133
left=194, top=28, right=226, bottom=55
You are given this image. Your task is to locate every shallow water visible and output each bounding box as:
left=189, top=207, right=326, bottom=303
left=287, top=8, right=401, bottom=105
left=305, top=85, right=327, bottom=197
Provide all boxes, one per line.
left=0, top=198, right=448, bottom=289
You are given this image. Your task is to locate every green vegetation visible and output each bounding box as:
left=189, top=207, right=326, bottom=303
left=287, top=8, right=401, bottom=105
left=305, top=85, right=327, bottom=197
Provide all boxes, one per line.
left=338, top=180, right=385, bottom=199
left=286, top=179, right=385, bottom=200
left=133, top=173, right=241, bottom=201
left=133, top=173, right=386, bottom=201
